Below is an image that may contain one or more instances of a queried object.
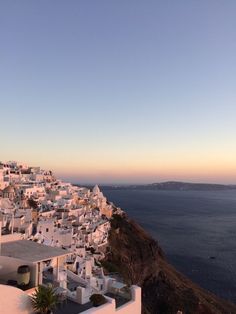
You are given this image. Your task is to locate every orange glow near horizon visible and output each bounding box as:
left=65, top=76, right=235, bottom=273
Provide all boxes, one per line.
left=2, top=145, right=236, bottom=184
left=54, top=159, right=236, bottom=184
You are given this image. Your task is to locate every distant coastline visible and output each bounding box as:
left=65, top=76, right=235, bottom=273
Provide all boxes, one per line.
left=82, top=181, right=236, bottom=191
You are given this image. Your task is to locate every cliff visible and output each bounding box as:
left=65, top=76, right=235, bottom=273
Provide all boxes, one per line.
left=104, top=214, right=236, bottom=314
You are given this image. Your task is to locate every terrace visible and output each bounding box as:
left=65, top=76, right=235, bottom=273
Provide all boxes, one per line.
left=54, top=300, right=93, bottom=314
left=105, top=282, right=132, bottom=308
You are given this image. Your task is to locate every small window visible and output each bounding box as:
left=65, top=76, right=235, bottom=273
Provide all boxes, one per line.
left=46, top=228, right=49, bottom=232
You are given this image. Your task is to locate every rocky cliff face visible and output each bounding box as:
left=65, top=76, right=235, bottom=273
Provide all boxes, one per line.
left=104, top=214, right=236, bottom=314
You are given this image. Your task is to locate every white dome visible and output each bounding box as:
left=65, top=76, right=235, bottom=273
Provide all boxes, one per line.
left=0, top=284, right=32, bottom=314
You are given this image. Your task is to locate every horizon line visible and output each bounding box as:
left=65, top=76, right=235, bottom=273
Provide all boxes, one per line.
left=67, top=180, right=236, bottom=186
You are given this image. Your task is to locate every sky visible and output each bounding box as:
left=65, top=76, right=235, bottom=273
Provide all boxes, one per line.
left=0, top=1, right=236, bottom=184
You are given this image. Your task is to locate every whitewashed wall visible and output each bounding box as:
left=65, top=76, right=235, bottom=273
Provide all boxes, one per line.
left=0, top=285, right=33, bottom=314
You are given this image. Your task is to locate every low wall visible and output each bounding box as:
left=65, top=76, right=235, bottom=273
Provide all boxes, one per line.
left=81, top=286, right=141, bottom=314
left=81, top=296, right=116, bottom=314
left=76, top=286, right=92, bottom=304
left=116, top=286, right=141, bottom=314
left=1, top=233, right=24, bottom=243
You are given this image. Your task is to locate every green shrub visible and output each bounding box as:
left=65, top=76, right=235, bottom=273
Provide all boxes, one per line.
left=90, top=294, right=107, bottom=307
left=31, top=285, right=58, bottom=314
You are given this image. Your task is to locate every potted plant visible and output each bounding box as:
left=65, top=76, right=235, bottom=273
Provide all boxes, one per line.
left=31, top=285, right=59, bottom=314
left=90, top=294, right=107, bottom=307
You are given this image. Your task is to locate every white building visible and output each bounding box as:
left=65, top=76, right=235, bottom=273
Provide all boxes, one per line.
left=0, top=161, right=142, bottom=314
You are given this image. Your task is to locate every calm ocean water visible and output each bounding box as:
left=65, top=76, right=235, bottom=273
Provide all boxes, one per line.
left=103, top=189, right=236, bottom=303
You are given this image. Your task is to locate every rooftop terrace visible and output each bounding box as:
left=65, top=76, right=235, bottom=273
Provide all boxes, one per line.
left=1, top=240, right=71, bottom=262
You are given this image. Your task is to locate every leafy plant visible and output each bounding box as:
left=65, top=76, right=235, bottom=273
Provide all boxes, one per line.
left=90, top=294, right=107, bottom=307
left=31, top=285, right=59, bottom=314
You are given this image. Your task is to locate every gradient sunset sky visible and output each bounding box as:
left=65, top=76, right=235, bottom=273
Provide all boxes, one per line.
left=1, top=1, right=236, bottom=184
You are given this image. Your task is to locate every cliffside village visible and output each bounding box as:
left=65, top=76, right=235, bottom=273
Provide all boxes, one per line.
left=0, top=161, right=141, bottom=314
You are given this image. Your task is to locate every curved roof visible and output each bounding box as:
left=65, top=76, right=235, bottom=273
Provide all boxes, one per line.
left=0, top=284, right=32, bottom=314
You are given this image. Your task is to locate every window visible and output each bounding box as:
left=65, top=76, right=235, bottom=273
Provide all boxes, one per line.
left=46, top=228, right=49, bottom=232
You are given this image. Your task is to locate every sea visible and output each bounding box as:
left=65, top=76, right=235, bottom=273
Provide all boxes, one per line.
left=102, top=188, right=236, bottom=303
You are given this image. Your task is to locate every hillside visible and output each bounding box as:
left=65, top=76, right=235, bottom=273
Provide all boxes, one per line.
left=104, top=213, right=236, bottom=314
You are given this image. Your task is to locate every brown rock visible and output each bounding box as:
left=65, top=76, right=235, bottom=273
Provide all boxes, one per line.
left=105, top=214, right=236, bottom=314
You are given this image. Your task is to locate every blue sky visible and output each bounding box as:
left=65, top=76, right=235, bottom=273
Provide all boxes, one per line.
left=0, top=1, right=236, bottom=184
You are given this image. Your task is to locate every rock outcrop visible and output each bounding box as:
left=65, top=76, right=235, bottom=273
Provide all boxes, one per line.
left=104, top=214, right=236, bottom=314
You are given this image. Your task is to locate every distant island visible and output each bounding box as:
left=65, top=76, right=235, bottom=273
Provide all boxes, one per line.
left=100, top=181, right=236, bottom=191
